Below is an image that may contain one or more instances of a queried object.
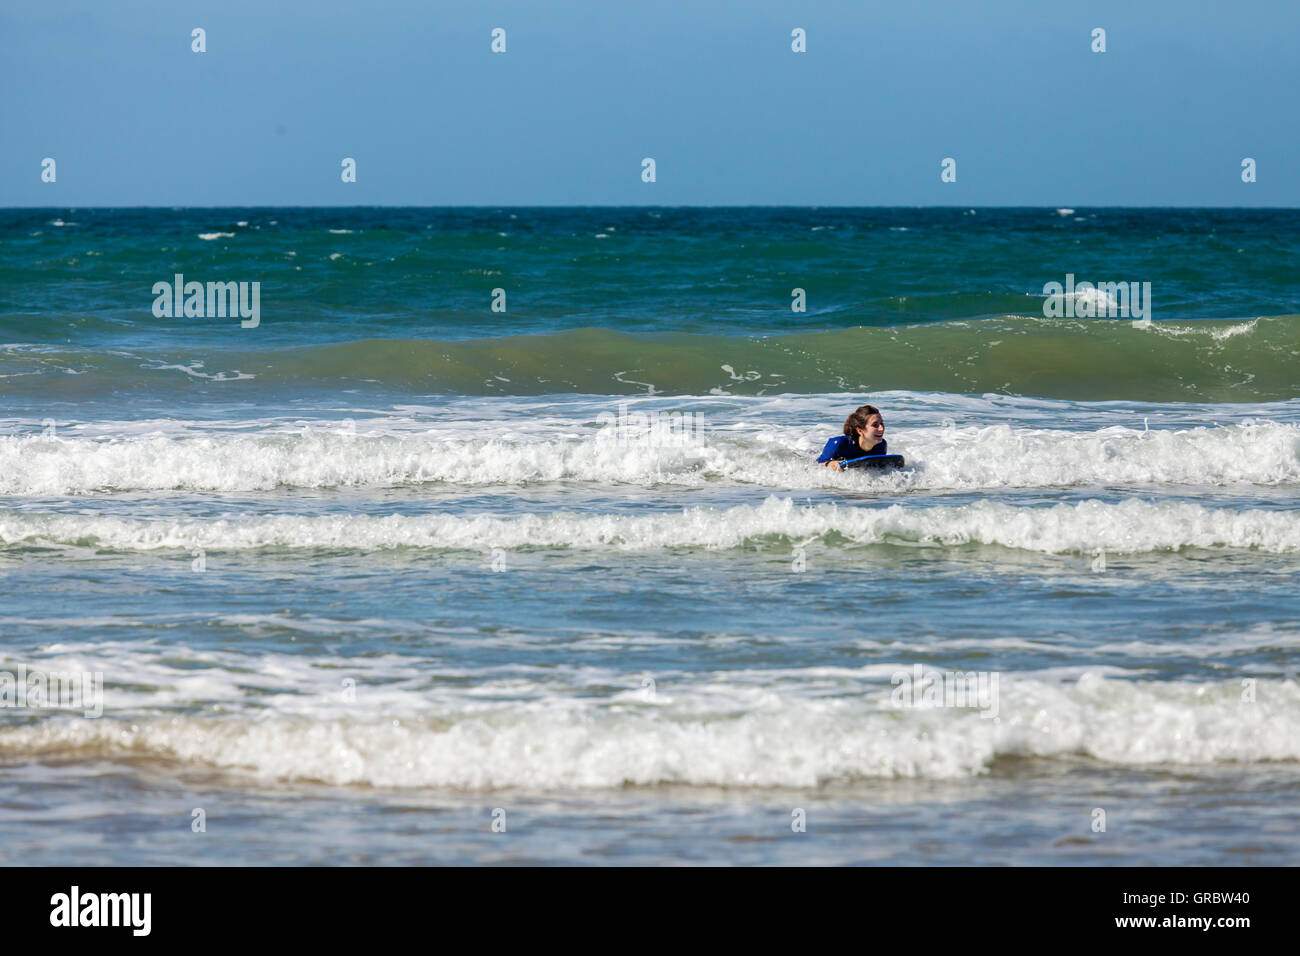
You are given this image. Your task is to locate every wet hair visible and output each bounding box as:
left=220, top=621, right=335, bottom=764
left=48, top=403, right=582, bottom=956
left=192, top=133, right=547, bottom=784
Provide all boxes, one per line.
left=843, top=404, right=882, bottom=437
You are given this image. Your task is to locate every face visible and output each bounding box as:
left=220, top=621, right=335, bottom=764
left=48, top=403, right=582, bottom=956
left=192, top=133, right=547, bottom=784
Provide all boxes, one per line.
left=857, top=413, right=885, bottom=445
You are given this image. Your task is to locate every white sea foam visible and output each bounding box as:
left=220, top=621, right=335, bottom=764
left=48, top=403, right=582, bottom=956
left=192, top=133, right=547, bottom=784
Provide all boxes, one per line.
left=1148, top=318, right=1259, bottom=342
left=1044, top=285, right=1118, bottom=313
left=196, top=232, right=235, bottom=240
left=1, top=674, right=1294, bottom=787
left=2, top=497, right=1298, bottom=555
left=1, top=420, right=1296, bottom=495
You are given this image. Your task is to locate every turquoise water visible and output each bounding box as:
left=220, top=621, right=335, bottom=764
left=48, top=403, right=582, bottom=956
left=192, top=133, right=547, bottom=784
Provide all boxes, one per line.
left=1, top=208, right=1298, bottom=865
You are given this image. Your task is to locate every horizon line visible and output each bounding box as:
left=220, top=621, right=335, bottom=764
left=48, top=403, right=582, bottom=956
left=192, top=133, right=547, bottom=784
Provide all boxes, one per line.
left=3, top=203, right=1298, bottom=211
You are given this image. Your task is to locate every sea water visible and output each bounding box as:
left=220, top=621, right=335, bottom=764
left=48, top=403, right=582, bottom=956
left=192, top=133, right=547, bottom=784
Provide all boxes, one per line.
left=1, top=207, right=1298, bottom=864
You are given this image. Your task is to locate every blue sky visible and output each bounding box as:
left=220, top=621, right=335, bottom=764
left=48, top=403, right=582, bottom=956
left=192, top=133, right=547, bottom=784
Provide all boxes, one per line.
left=2, top=0, right=1296, bottom=206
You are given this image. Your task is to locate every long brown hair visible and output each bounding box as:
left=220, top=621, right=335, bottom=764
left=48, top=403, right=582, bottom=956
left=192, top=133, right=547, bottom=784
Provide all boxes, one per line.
left=843, top=404, right=881, bottom=437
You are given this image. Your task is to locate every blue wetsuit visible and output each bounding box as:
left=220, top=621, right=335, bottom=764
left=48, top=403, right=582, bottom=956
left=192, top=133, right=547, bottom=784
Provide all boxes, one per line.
left=817, top=435, right=887, bottom=463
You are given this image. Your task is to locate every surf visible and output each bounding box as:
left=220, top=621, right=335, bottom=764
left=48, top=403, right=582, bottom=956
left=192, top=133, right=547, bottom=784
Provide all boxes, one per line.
left=3, top=417, right=1297, bottom=494
left=4, top=497, right=1300, bottom=556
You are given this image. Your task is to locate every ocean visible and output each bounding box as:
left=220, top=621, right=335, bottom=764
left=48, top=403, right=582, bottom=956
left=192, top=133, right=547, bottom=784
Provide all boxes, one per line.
left=1, top=206, right=1298, bottom=865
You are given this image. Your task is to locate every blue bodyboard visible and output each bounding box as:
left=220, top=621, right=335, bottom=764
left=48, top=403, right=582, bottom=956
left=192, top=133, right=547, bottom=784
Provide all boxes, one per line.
left=839, top=454, right=905, bottom=471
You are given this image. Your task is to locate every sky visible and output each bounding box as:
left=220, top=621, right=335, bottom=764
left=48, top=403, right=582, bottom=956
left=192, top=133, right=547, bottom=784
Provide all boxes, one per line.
left=1, top=0, right=1297, bottom=207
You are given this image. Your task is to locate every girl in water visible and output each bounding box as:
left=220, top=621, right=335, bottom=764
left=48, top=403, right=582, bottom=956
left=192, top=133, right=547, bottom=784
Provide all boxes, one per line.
left=816, top=404, right=886, bottom=468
